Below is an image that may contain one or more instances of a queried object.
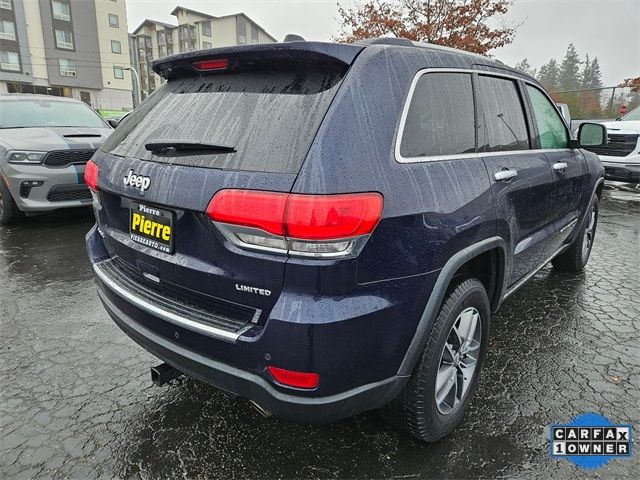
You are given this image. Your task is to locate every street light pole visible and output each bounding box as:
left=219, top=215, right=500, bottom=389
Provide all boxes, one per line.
left=123, top=66, right=141, bottom=108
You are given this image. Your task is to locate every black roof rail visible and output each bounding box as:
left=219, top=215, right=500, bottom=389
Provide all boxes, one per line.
left=355, top=37, right=492, bottom=62
left=355, top=37, right=414, bottom=47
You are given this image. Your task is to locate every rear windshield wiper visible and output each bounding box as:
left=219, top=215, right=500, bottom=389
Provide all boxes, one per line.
left=145, top=139, right=236, bottom=154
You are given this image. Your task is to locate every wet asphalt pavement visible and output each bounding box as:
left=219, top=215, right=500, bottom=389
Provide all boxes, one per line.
left=1, top=186, right=639, bottom=479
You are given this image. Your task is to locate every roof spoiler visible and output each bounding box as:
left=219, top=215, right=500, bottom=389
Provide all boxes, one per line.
left=152, top=42, right=364, bottom=80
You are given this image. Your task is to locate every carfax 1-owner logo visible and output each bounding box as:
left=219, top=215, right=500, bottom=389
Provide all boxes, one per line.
left=550, top=413, right=633, bottom=469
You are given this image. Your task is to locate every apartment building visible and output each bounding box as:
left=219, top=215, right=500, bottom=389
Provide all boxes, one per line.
left=0, top=0, right=132, bottom=111
left=130, top=5, right=277, bottom=100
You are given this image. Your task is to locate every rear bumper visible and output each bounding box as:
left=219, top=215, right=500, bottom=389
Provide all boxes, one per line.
left=98, top=287, right=406, bottom=423
left=86, top=224, right=421, bottom=423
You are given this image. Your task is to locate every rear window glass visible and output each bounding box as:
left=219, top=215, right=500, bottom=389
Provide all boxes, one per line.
left=100, top=69, right=344, bottom=173
left=400, top=72, right=476, bottom=158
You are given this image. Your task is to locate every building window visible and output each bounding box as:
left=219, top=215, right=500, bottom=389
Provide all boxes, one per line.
left=80, top=91, right=91, bottom=105
left=52, top=0, right=70, bottom=21
left=113, top=66, right=124, bottom=79
left=0, top=50, right=20, bottom=71
left=0, top=20, right=15, bottom=41
left=0, top=0, right=12, bottom=11
left=108, top=13, right=119, bottom=28
left=202, top=41, right=212, bottom=49
left=202, top=21, right=211, bottom=37
left=158, top=45, right=165, bottom=56
left=157, top=31, right=164, bottom=45
left=59, top=58, right=76, bottom=77
left=111, top=39, right=121, bottom=53
left=237, top=16, right=246, bottom=44
left=7, top=83, right=71, bottom=97
left=251, top=24, right=259, bottom=44
left=55, top=29, right=73, bottom=49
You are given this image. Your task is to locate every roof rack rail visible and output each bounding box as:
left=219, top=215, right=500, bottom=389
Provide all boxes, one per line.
left=356, top=37, right=414, bottom=47
left=355, top=37, right=491, bottom=61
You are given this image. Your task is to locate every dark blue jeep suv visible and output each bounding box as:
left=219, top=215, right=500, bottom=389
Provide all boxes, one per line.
left=86, top=39, right=606, bottom=441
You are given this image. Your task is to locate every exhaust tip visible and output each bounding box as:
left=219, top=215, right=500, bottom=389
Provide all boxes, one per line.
left=248, top=400, right=272, bottom=418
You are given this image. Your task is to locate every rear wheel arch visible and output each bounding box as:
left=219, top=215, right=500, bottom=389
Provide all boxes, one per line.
left=451, top=247, right=505, bottom=312
left=397, top=236, right=506, bottom=377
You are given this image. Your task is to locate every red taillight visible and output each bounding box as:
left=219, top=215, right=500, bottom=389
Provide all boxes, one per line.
left=267, top=366, right=319, bottom=389
left=207, top=190, right=287, bottom=236
left=206, top=190, right=383, bottom=241
left=84, top=159, right=99, bottom=191
left=192, top=58, right=229, bottom=71
left=285, top=193, right=383, bottom=240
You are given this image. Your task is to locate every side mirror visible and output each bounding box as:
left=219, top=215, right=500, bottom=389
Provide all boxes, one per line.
left=107, top=118, right=120, bottom=128
left=576, top=122, right=606, bottom=148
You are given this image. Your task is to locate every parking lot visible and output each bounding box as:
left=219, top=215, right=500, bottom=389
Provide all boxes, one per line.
left=1, top=185, right=638, bottom=479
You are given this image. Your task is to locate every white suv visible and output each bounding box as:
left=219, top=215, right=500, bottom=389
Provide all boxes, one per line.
left=589, top=106, right=640, bottom=183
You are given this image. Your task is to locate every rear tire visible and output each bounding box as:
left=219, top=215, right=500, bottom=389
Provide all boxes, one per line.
left=552, top=196, right=598, bottom=272
left=381, top=278, right=490, bottom=442
left=0, top=179, right=22, bottom=226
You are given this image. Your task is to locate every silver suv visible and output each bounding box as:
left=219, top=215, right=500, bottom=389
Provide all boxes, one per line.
left=0, top=94, right=113, bottom=225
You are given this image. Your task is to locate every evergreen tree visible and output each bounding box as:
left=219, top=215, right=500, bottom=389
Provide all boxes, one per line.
left=589, top=58, right=603, bottom=88
left=559, top=44, right=582, bottom=90
left=580, top=54, right=591, bottom=88
left=538, top=59, right=560, bottom=91
left=529, top=47, right=608, bottom=118
left=514, top=58, right=536, bottom=77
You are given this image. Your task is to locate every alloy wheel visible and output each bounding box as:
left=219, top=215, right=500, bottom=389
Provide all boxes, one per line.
left=582, top=204, right=596, bottom=260
left=435, top=307, right=482, bottom=415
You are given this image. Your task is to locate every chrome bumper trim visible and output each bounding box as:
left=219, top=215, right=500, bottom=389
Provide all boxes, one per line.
left=93, top=261, right=246, bottom=342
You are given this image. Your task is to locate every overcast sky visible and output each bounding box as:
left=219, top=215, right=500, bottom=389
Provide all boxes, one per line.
left=126, top=0, right=639, bottom=86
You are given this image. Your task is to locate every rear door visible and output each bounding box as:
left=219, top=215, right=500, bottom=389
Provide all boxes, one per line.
left=525, top=84, right=589, bottom=250
left=94, top=56, right=350, bottom=318
left=476, top=74, right=557, bottom=286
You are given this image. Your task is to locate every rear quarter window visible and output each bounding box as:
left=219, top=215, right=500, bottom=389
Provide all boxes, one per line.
left=100, top=69, right=344, bottom=174
left=400, top=72, right=476, bottom=159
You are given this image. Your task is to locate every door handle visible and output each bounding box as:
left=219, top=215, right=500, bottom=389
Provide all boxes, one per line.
left=494, top=169, right=518, bottom=181
left=553, top=162, right=568, bottom=172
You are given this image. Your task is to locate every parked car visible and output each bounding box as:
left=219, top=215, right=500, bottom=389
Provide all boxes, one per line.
left=585, top=106, right=640, bottom=183
left=0, top=94, right=112, bottom=225
left=85, top=39, right=605, bottom=442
